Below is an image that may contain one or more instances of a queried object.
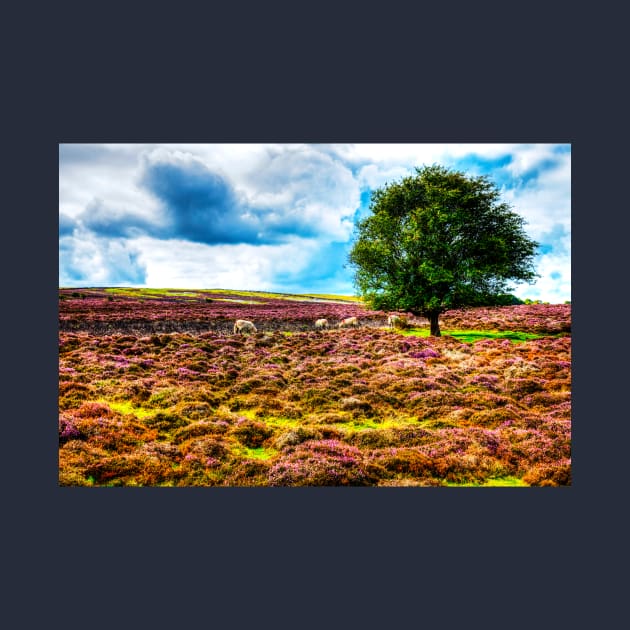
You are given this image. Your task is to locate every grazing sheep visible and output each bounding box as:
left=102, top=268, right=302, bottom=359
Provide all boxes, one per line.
left=233, top=319, right=257, bottom=334
left=387, top=314, right=402, bottom=328
left=315, top=318, right=329, bottom=329
left=338, top=316, right=359, bottom=328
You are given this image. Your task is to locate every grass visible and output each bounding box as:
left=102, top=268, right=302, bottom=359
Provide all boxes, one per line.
left=339, top=417, right=421, bottom=431
left=446, top=476, right=530, bottom=487
left=301, top=293, right=363, bottom=302
left=210, top=297, right=266, bottom=304
left=95, top=287, right=362, bottom=303
left=233, top=445, right=278, bottom=460
left=239, top=410, right=421, bottom=435
left=96, top=399, right=157, bottom=418
left=103, top=288, right=200, bottom=300
left=398, top=328, right=549, bottom=343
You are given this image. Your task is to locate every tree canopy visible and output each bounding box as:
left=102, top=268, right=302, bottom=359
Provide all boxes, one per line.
left=348, top=165, right=539, bottom=336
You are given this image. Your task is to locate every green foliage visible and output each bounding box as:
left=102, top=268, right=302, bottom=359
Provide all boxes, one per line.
left=348, top=165, right=538, bottom=335
left=490, top=293, right=525, bottom=306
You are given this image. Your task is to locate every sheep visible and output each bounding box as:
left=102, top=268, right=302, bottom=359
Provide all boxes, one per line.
left=315, top=318, right=329, bottom=329
left=387, top=314, right=402, bottom=328
left=233, top=319, right=257, bottom=335
left=338, top=316, right=359, bottom=328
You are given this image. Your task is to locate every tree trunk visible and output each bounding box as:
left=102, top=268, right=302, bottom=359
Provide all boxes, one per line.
left=428, top=311, right=441, bottom=337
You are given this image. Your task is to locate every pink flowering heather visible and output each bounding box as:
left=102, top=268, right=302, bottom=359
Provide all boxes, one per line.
left=59, top=290, right=571, bottom=486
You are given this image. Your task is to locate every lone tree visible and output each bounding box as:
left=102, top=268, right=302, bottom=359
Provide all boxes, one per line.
left=348, top=165, right=539, bottom=336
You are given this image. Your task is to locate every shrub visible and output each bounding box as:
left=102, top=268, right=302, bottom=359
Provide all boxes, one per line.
left=144, top=411, right=190, bottom=433
left=180, top=436, right=230, bottom=460
left=345, top=429, right=394, bottom=448
left=430, top=452, right=508, bottom=485
left=253, top=397, right=286, bottom=416
left=375, top=448, right=435, bottom=477
left=508, top=378, right=545, bottom=395
left=390, top=315, right=410, bottom=329
left=339, top=397, right=375, bottom=417
left=173, top=420, right=227, bottom=443
left=59, top=414, right=83, bottom=444
left=274, top=427, right=323, bottom=450
left=146, top=388, right=181, bottom=408
left=309, top=411, right=353, bottom=424
left=72, top=401, right=114, bottom=419
left=467, top=408, right=520, bottom=428
left=75, top=415, right=157, bottom=452
left=81, top=450, right=180, bottom=486
left=382, top=426, right=433, bottom=446
left=268, top=440, right=379, bottom=486
left=122, top=381, right=153, bottom=404
left=173, top=401, right=214, bottom=420
left=522, top=460, right=571, bottom=486
left=229, top=419, right=274, bottom=448
left=58, top=382, right=96, bottom=410
left=223, top=460, right=272, bottom=486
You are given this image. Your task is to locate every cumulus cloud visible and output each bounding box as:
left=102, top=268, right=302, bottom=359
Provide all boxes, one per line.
left=129, top=147, right=360, bottom=245
left=244, top=145, right=360, bottom=241
left=77, top=199, right=162, bottom=239
left=133, top=236, right=315, bottom=291
left=501, top=150, right=571, bottom=244
left=59, top=213, right=76, bottom=236
left=59, top=231, right=147, bottom=286
left=513, top=250, right=571, bottom=303
left=138, top=151, right=262, bottom=244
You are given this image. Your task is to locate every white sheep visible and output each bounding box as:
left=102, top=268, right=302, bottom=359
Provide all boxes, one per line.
left=338, top=316, right=359, bottom=328
left=233, top=319, right=257, bottom=334
left=387, top=314, right=402, bottom=328
left=315, top=318, right=329, bottom=329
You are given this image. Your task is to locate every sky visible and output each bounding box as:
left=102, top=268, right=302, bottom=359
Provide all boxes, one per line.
left=59, top=143, right=571, bottom=303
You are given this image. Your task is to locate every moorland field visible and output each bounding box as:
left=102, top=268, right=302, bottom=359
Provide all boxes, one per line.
left=59, top=288, right=571, bottom=486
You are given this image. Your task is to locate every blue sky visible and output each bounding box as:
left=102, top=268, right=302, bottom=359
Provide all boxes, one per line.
left=59, top=143, right=571, bottom=303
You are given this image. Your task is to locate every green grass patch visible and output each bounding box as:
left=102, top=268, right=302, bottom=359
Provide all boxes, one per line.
left=104, top=288, right=201, bottom=300
left=446, top=476, right=529, bottom=487
left=399, top=328, right=547, bottom=343
left=96, top=399, right=157, bottom=418
left=483, top=476, right=529, bottom=487
left=300, top=293, right=363, bottom=303
left=232, top=410, right=305, bottom=429
left=233, top=445, right=278, bottom=460
left=342, top=416, right=420, bottom=431
left=102, top=287, right=363, bottom=304
left=203, top=288, right=303, bottom=301
left=210, top=297, right=266, bottom=304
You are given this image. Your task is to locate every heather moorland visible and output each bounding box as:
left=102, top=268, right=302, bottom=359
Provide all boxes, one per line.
left=59, top=288, right=571, bottom=487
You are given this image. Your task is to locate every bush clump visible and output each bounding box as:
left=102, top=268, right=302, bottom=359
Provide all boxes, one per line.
left=58, top=382, right=96, bottom=410
left=268, top=439, right=379, bottom=486
left=522, top=460, right=571, bottom=486
left=274, top=427, right=323, bottom=450
left=229, top=418, right=274, bottom=448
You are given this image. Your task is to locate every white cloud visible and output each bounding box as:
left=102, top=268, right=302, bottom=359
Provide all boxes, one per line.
left=243, top=145, right=361, bottom=241
left=59, top=145, right=160, bottom=222
left=502, top=151, right=571, bottom=243
left=59, top=230, right=147, bottom=286
left=513, top=252, right=571, bottom=303
left=357, top=163, right=414, bottom=189
left=134, top=236, right=316, bottom=291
